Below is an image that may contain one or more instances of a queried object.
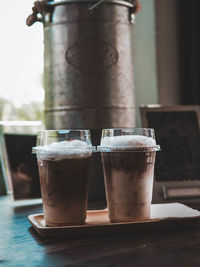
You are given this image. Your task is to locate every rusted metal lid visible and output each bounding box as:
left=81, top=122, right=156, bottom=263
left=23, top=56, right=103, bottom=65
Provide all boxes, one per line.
left=49, top=0, right=134, bottom=8
left=26, top=0, right=140, bottom=26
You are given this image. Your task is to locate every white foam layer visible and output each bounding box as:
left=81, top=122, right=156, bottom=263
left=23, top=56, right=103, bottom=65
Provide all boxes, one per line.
left=100, top=135, right=156, bottom=148
left=35, top=140, right=92, bottom=160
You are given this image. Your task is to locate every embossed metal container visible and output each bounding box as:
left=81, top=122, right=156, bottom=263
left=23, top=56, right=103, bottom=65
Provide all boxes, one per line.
left=43, top=0, right=135, bottom=129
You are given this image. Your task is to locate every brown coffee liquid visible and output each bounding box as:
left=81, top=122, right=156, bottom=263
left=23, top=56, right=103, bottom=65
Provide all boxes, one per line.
left=102, top=150, right=156, bottom=222
left=38, top=155, right=91, bottom=226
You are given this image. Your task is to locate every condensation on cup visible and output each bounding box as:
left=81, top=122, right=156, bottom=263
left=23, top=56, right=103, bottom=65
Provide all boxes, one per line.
left=33, top=129, right=94, bottom=226
left=98, top=128, right=160, bottom=223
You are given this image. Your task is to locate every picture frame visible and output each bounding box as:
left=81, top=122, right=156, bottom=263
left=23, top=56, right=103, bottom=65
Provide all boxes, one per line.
left=0, top=125, right=10, bottom=196
left=140, top=105, right=200, bottom=204
left=0, top=121, right=43, bottom=201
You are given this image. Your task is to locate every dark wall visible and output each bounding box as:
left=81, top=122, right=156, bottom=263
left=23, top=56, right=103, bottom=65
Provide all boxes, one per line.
left=155, top=0, right=200, bottom=105
left=178, top=0, right=200, bottom=104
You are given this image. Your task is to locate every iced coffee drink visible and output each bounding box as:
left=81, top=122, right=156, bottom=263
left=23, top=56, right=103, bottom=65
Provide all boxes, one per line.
left=34, top=130, right=93, bottom=226
left=99, top=129, right=160, bottom=223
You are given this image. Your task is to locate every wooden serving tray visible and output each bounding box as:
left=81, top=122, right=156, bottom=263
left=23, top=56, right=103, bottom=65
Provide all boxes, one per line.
left=28, top=203, right=200, bottom=238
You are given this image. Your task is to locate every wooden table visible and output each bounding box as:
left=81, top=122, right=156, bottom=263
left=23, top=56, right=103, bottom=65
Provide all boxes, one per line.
left=1, top=196, right=200, bottom=267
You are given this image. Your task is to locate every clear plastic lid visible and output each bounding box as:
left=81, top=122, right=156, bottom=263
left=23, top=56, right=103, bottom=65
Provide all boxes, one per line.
left=97, top=128, right=161, bottom=152
left=32, top=141, right=96, bottom=154
left=97, top=145, right=160, bottom=152
left=32, top=129, right=96, bottom=155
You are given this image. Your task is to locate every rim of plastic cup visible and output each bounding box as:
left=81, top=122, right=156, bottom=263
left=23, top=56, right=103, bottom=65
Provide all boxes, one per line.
left=96, top=145, right=161, bottom=152
left=32, top=145, right=96, bottom=154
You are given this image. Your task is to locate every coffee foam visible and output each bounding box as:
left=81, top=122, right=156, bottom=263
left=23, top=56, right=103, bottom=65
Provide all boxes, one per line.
left=100, top=135, right=156, bottom=149
left=35, top=140, right=92, bottom=160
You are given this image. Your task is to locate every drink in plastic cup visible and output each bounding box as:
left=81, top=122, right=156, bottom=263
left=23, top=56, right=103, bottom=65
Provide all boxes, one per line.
left=98, top=128, right=160, bottom=223
left=33, top=129, right=94, bottom=226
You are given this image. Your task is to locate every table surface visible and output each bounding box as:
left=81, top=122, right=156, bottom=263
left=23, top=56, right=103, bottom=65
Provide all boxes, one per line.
left=1, top=196, right=200, bottom=267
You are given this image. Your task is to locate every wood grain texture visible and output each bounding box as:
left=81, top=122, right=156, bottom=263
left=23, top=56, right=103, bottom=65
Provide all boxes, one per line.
left=1, top=196, right=200, bottom=266
left=28, top=203, right=200, bottom=238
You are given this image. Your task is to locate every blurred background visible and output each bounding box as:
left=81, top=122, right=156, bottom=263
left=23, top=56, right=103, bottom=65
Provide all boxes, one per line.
left=1, top=0, right=200, bottom=202
left=1, top=0, right=199, bottom=126
left=0, top=0, right=44, bottom=125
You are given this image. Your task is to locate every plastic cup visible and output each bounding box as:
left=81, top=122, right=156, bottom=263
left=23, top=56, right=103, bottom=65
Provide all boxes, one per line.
left=98, top=128, right=160, bottom=223
left=33, top=129, right=94, bottom=226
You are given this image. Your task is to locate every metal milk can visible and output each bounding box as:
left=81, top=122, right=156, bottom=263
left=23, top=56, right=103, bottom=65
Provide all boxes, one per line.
left=27, top=0, right=139, bottom=206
